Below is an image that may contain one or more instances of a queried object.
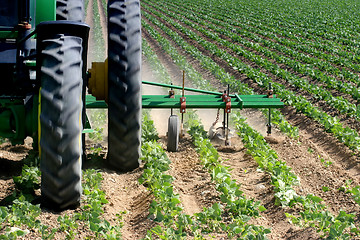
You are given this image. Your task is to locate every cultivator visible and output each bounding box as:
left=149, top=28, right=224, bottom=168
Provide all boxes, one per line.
left=0, top=0, right=283, bottom=211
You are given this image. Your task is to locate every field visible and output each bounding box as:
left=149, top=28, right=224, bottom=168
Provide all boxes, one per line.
left=1, top=0, right=360, bottom=239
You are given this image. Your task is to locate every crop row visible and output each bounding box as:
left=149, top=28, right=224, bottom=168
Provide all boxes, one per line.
left=165, top=0, right=360, bottom=72
left=142, top=46, right=271, bottom=238
left=141, top=5, right=360, bottom=152
left=159, top=0, right=360, bottom=101
left=143, top=2, right=360, bottom=122
left=101, top=0, right=107, bottom=17
left=142, top=39, right=172, bottom=87
left=189, top=0, right=360, bottom=53
left=140, top=111, right=270, bottom=239
left=92, top=0, right=106, bottom=61
left=187, top=115, right=270, bottom=238
left=233, top=113, right=360, bottom=239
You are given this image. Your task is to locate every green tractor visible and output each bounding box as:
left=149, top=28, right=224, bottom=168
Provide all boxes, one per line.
left=0, top=0, right=142, bottom=210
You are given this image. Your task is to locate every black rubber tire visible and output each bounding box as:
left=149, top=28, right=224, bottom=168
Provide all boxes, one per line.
left=107, top=0, right=141, bottom=171
left=56, top=0, right=85, bottom=22
left=56, top=0, right=87, bottom=161
left=39, top=34, right=84, bottom=211
left=167, top=115, right=179, bottom=152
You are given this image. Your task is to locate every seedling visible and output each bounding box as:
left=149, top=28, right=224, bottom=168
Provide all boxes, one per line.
left=320, top=158, right=333, bottom=168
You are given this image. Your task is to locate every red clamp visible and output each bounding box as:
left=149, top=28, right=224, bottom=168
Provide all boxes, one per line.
left=180, top=97, right=186, bottom=113
left=169, top=90, right=175, bottom=98
left=222, top=92, right=228, bottom=101
left=224, top=96, right=231, bottom=113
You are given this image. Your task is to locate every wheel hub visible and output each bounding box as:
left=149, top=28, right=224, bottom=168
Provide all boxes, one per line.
left=88, top=59, right=108, bottom=102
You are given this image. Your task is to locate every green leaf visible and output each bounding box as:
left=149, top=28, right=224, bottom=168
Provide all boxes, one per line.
left=258, top=205, right=267, bottom=212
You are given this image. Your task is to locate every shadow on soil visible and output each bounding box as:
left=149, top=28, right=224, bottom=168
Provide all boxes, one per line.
left=0, top=158, right=23, bottom=179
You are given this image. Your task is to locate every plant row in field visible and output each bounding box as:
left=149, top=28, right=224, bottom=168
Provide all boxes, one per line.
left=92, top=0, right=106, bottom=61
left=191, top=0, right=360, bottom=54
left=141, top=11, right=298, bottom=139
left=165, top=0, right=360, bottom=72
left=160, top=0, right=360, bottom=101
left=140, top=112, right=270, bottom=239
left=232, top=113, right=360, bottom=239
left=165, top=0, right=360, bottom=74
left=101, top=0, right=107, bottom=17
left=244, top=2, right=360, bottom=50
left=141, top=49, right=270, bottom=238
left=152, top=24, right=216, bottom=91
left=144, top=2, right=360, bottom=122
left=0, top=162, right=124, bottom=239
left=186, top=115, right=270, bottom=238
left=142, top=39, right=174, bottom=90
left=84, top=0, right=90, bottom=14
left=141, top=6, right=360, bottom=152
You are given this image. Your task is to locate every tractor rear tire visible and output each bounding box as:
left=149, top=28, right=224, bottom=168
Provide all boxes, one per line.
left=57, top=0, right=85, bottom=22
left=39, top=34, right=84, bottom=211
left=167, top=115, right=179, bottom=152
left=107, top=0, right=141, bottom=171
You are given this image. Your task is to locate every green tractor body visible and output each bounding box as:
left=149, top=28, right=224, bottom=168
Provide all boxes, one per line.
left=0, top=0, right=90, bottom=210
left=0, top=0, right=87, bottom=145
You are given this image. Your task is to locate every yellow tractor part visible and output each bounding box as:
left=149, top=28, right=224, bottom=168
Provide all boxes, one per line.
left=88, top=59, right=108, bottom=102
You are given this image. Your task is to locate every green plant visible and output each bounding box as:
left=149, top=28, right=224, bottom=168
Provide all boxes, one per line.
left=346, top=186, right=360, bottom=206
left=320, top=158, right=333, bottom=168
left=7, top=196, right=41, bottom=230
left=89, top=127, right=104, bottom=142
left=13, top=165, right=40, bottom=194
left=57, top=215, right=78, bottom=240
left=88, top=109, right=107, bottom=127
left=142, top=111, right=159, bottom=142
left=90, top=146, right=103, bottom=156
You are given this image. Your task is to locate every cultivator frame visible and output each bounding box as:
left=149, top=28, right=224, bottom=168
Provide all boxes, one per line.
left=86, top=76, right=283, bottom=147
left=86, top=81, right=283, bottom=112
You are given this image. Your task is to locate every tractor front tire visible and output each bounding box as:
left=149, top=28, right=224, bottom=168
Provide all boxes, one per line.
left=107, top=0, right=142, bottom=171
left=39, top=34, right=84, bottom=210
